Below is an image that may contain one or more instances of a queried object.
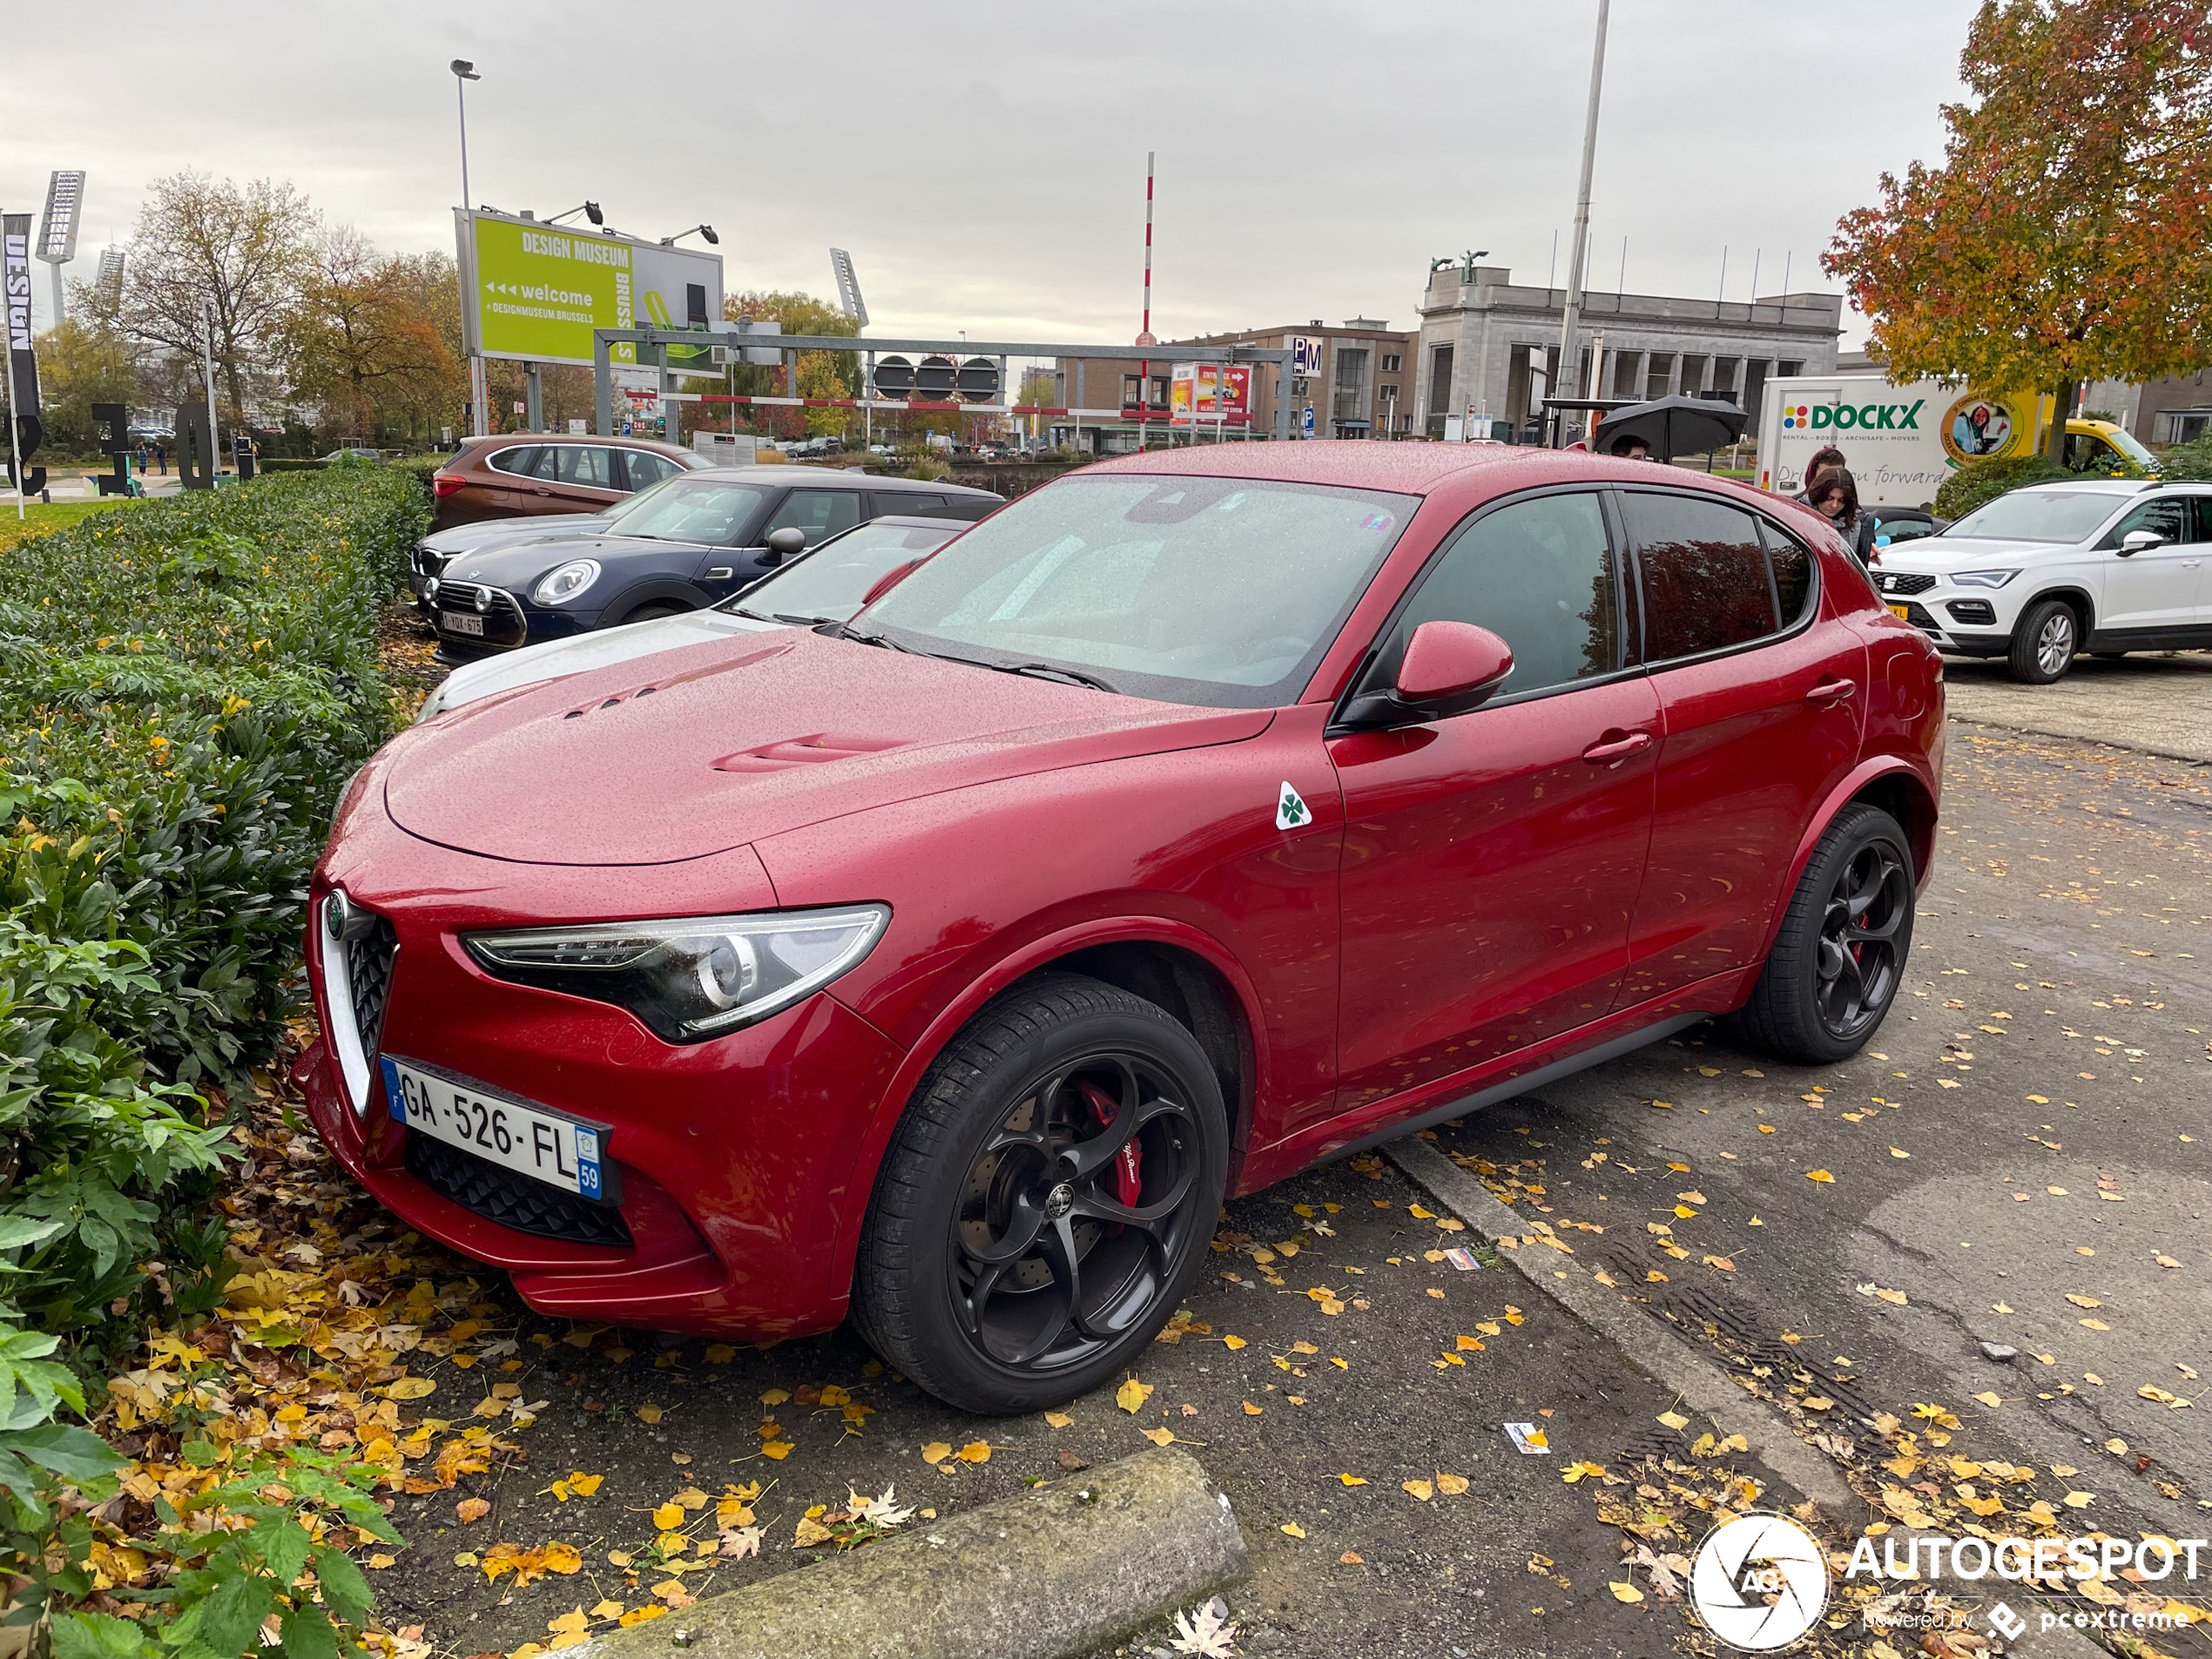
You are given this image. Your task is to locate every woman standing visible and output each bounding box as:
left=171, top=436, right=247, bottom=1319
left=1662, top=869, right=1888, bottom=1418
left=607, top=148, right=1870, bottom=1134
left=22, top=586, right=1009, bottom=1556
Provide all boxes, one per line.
left=1810, top=468, right=1878, bottom=565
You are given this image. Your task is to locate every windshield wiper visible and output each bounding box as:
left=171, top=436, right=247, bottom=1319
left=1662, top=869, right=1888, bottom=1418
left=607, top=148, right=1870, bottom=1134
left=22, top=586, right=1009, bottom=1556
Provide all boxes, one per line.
left=988, top=661, right=1121, bottom=693
left=824, top=622, right=920, bottom=653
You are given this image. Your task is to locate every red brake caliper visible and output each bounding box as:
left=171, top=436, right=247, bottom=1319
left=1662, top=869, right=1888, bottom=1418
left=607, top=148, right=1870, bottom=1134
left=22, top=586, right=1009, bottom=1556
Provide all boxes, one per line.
left=1078, top=1081, right=1143, bottom=1208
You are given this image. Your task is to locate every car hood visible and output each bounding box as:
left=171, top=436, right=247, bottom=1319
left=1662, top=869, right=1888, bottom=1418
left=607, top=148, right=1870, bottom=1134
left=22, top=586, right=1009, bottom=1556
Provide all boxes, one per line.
left=421, top=514, right=610, bottom=555
left=381, top=628, right=1274, bottom=866
left=1874, top=533, right=2063, bottom=570
left=419, top=607, right=786, bottom=719
left=442, top=534, right=719, bottom=590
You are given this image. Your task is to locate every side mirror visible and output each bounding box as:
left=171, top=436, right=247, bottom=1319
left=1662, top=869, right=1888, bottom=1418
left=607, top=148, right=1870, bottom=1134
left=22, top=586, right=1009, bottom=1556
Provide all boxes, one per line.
left=1341, top=620, right=1515, bottom=728
left=764, top=526, right=808, bottom=560
left=2118, top=529, right=2164, bottom=556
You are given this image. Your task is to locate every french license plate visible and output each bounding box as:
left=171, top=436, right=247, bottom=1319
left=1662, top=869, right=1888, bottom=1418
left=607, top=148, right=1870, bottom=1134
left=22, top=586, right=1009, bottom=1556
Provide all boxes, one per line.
left=442, top=610, right=485, bottom=636
left=381, top=1055, right=615, bottom=1202
left=1888, top=604, right=1912, bottom=621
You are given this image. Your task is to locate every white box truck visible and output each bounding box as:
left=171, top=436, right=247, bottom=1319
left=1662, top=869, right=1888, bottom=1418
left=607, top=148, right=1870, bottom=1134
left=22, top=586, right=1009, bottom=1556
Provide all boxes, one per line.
left=1754, top=374, right=2155, bottom=508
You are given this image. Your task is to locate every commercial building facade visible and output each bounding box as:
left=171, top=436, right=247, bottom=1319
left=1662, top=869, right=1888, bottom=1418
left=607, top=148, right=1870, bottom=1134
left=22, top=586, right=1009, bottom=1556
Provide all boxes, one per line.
left=1411, top=260, right=1844, bottom=441
left=1051, top=318, right=1416, bottom=452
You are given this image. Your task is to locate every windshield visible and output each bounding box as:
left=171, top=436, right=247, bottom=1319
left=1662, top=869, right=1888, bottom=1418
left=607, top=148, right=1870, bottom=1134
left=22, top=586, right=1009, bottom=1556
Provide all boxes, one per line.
left=857, top=474, right=1417, bottom=707
left=1944, top=490, right=2125, bottom=543
left=2103, top=428, right=2158, bottom=468
left=606, top=478, right=771, bottom=545
left=722, top=522, right=958, bottom=624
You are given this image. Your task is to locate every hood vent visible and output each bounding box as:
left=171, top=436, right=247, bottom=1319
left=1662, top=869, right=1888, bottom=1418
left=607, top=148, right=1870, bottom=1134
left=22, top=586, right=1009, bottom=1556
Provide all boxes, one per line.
left=711, top=732, right=910, bottom=772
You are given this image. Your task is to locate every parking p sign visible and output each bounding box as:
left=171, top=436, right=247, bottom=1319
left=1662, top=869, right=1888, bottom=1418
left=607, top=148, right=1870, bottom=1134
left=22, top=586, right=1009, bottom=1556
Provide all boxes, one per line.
left=1291, top=334, right=1325, bottom=380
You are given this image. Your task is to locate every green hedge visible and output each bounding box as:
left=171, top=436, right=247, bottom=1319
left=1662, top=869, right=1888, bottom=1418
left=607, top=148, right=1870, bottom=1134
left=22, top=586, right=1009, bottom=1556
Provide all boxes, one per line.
left=2153, top=436, right=2212, bottom=481
left=1931, top=453, right=2073, bottom=520
left=0, top=468, right=424, bottom=1650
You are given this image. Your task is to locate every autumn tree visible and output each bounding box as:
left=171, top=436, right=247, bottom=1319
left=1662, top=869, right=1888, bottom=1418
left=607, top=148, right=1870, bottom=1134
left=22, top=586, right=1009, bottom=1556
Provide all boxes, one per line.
left=283, top=227, right=462, bottom=442
left=80, top=171, right=317, bottom=425
left=1825, top=1, right=2212, bottom=458
left=722, top=290, right=862, bottom=440
left=33, top=320, right=139, bottom=451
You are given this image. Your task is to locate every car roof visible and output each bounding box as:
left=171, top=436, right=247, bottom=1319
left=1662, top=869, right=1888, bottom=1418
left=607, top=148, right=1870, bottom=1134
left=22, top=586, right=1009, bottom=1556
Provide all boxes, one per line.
left=685, top=465, right=999, bottom=497
left=463, top=433, right=692, bottom=456
left=850, top=514, right=965, bottom=530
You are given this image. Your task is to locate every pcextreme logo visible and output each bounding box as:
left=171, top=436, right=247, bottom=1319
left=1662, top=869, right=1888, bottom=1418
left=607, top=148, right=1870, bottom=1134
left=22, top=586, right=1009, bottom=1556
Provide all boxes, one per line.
left=1779, top=400, right=1926, bottom=433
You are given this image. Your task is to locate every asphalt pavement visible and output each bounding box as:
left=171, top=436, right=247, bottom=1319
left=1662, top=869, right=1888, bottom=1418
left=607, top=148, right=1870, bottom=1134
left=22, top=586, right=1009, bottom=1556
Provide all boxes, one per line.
left=361, top=685, right=2212, bottom=1659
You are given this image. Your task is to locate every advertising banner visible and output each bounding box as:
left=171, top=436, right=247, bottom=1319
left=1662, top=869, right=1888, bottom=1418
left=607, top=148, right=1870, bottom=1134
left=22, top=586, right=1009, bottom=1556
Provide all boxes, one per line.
left=1170, top=363, right=1252, bottom=426
left=455, top=210, right=723, bottom=369
left=3, top=214, right=45, bottom=489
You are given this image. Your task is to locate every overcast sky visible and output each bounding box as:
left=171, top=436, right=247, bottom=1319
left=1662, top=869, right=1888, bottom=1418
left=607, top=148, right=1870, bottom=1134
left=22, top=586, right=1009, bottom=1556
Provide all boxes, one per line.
left=5, top=1, right=1971, bottom=351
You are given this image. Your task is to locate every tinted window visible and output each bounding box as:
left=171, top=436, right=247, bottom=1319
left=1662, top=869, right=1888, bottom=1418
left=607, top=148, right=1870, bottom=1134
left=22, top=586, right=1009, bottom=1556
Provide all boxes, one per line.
left=863, top=474, right=1415, bottom=708
left=555, top=446, right=615, bottom=489
left=765, top=489, right=864, bottom=547
left=880, top=493, right=946, bottom=517
left=621, top=450, right=679, bottom=490
left=1622, top=493, right=1778, bottom=661
left=489, top=445, right=542, bottom=478
left=1761, top=522, right=1815, bottom=625
left=2102, top=496, right=2189, bottom=549
left=1399, top=493, right=1619, bottom=697
left=2196, top=498, right=2212, bottom=542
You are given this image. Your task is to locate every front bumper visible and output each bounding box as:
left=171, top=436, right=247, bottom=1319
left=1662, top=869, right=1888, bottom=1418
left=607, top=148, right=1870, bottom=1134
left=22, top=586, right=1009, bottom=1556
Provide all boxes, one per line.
left=1873, top=581, right=2012, bottom=657
left=304, top=804, right=907, bottom=1338
left=425, top=583, right=605, bottom=660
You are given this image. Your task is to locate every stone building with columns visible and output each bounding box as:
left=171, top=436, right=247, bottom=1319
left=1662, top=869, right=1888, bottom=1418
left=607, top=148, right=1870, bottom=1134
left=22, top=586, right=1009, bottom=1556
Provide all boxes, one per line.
left=1411, top=259, right=1844, bottom=442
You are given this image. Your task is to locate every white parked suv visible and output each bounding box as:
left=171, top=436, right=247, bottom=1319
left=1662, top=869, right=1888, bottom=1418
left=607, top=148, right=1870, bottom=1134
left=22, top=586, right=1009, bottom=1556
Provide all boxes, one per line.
left=1868, top=479, right=2212, bottom=683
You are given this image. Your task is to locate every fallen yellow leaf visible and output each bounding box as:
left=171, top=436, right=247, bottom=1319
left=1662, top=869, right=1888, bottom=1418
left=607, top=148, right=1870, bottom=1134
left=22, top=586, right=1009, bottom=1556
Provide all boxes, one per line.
left=919, top=1441, right=952, bottom=1464
left=637, top=1404, right=664, bottom=1425
left=955, top=1440, right=992, bottom=1463
left=1116, top=1378, right=1153, bottom=1413
left=760, top=1440, right=795, bottom=1460
left=651, top=1504, right=683, bottom=1531
left=1140, top=1427, right=1176, bottom=1447
left=1043, top=1412, right=1073, bottom=1428
left=1281, top=1521, right=1306, bottom=1538
left=1339, top=1473, right=1369, bottom=1486
left=1609, top=1581, right=1644, bottom=1603
left=1435, top=1472, right=1468, bottom=1495
left=1403, top=1479, right=1434, bottom=1501
left=1805, top=1169, right=1836, bottom=1184
left=456, top=1497, right=490, bottom=1523
left=386, top=1377, right=436, bottom=1400
left=1223, top=1335, right=1247, bottom=1350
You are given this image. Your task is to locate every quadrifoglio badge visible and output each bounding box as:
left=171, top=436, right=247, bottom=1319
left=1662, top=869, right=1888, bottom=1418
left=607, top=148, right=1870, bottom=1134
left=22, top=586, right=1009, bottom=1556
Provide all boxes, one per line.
left=1689, top=1512, right=2208, bottom=1649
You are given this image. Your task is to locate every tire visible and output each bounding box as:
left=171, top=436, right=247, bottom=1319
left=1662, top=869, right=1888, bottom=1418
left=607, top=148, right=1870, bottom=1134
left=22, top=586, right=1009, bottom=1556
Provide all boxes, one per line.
left=1735, top=804, right=1915, bottom=1065
left=851, top=974, right=1229, bottom=1414
left=2007, top=598, right=2080, bottom=684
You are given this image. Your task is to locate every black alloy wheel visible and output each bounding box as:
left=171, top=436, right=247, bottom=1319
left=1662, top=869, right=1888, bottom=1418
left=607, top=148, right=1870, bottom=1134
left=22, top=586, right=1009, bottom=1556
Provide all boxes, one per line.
left=1736, top=803, right=1916, bottom=1064
left=1811, top=840, right=1912, bottom=1042
left=853, top=974, right=1227, bottom=1414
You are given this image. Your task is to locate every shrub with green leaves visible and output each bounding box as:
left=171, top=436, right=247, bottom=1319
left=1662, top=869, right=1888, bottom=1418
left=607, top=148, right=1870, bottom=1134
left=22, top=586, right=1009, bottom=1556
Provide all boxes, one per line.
left=0, top=469, right=425, bottom=1653
left=1930, top=453, right=2074, bottom=520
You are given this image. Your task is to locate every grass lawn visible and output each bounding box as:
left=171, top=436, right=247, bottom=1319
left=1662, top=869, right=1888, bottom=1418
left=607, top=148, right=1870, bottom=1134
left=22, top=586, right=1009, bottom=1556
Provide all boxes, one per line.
left=0, top=496, right=140, bottom=550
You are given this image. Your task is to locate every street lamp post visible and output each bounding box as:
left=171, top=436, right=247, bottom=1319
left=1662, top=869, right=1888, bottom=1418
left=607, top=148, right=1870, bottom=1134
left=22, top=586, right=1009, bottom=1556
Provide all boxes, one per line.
left=452, top=59, right=488, bottom=439
left=1553, top=0, right=1609, bottom=444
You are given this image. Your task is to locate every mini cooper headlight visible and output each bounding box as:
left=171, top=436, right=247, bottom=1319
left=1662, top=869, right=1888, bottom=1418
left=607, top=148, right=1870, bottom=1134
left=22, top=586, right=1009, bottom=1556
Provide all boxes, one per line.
left=1948, top=570, right=2020, bottom=589
left=531, top=558, right=602, bottom=606
left=462, top=905, right=889, bottom=1042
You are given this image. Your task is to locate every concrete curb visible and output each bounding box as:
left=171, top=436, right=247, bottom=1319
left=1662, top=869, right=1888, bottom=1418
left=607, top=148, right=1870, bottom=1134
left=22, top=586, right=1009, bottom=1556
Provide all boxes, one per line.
left=1948, top=713, right=2212, bottom=770
left=1383, top=1135, right=1854, bottom=1510
left=568, top=1447, right=1246, bottom=1659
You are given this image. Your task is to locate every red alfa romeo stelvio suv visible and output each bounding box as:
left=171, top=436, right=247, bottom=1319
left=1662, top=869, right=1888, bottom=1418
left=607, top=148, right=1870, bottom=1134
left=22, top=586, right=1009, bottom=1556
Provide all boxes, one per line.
left=304, top=442, right=1944, bottom=1413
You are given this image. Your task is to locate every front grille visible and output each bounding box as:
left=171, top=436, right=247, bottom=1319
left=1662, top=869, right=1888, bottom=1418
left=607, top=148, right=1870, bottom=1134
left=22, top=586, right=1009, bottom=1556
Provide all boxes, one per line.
left=1877, top=572, right=1936, bottom=596
left=345, top=915, right=399, bottom=1058
left=430, top=582, right=528, bottom=647
left=405, top=1135, right=634, bottom=1248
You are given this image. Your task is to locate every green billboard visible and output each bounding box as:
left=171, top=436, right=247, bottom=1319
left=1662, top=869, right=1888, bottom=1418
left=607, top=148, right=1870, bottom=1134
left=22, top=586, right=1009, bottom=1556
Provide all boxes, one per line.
left=455, top=210, right=724, bottom=369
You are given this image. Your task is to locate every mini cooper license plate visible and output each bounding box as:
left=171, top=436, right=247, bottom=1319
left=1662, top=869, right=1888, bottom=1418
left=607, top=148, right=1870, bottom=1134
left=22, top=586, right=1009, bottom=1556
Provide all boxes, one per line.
left=442, top=610, right=486, bottom=636
left=1888, top=604, right=1912, bottom=621
left=381, top=1055, right=614, bottom=1202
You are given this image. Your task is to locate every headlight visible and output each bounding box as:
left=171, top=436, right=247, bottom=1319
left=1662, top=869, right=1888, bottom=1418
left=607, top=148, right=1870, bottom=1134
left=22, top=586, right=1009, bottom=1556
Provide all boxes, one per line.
left=531, top=558, right=602, bottom=606
left=462, top=905, right=889, bottom=1042
left=1949, top=570, right=2019, bottom=589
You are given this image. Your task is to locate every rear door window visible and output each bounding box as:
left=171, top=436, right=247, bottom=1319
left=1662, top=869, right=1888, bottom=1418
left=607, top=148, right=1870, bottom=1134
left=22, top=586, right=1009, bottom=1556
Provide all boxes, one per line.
left=1620, top=492, right=1783, bottom=662
left=488, top=445, right=543, bottom=478
left=555, top=446, right=616, bottom=489
left=878, top=493, right=946, bottom=518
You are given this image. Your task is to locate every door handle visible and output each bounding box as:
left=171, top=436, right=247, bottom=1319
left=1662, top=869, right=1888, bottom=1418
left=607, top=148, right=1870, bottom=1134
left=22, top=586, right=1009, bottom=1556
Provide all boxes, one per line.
left=1805, top=678, right=1858, bottom=703
left=1582, top=729, right=1654, bottom=764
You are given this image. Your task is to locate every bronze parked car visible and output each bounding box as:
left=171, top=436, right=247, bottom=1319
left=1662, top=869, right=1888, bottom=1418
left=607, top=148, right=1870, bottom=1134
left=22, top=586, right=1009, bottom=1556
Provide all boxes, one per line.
left=428, top=433, right=705, bottom=531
